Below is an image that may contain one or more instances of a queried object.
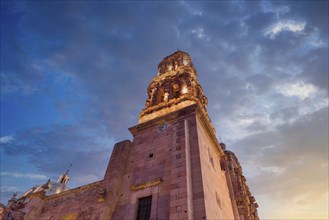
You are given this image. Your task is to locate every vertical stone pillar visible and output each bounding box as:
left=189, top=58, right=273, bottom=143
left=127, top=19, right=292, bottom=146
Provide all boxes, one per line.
left=168, top=116, right=196, bottom=220
left=169, top=120, right=189, bottom=219
left=184, top=119, right=194, bottom=220
left=100, top=140, right=132, bottom=220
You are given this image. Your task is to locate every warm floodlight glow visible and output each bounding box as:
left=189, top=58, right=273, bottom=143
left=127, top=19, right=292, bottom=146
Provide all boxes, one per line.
left=182, top=86, right=188, bottom=94
left=164, top=92, right=169, bottom=102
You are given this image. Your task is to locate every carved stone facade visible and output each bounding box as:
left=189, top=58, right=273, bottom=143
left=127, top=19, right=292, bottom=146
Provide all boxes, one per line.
left=140, top=51, right=208, bottom=124
left=1, top=51, right=258, bottom=220
left=221, top=146, right=259, bottom=220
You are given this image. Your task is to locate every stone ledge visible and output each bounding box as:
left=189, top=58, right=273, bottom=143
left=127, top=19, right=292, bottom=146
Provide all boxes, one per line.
left=130, top=178, right=162, bottom=191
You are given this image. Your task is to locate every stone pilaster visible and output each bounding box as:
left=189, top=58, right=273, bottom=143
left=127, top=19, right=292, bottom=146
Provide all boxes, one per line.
left=101, top=140, right=132, bottom=220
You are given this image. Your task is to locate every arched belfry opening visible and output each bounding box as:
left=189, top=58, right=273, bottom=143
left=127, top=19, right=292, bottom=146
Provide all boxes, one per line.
left=155, top=87, right=164, bottom=105
left=172, top=83, right=180, bottom=99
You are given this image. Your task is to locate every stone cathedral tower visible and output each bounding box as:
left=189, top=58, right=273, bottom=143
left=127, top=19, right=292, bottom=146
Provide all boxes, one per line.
left=2, top=51, right=258, bottom=220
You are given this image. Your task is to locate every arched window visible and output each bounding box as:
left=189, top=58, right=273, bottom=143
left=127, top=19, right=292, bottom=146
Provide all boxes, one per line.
left=156, top=87, right=164, bottom=104
left=172, top=83, right=180, bottom=98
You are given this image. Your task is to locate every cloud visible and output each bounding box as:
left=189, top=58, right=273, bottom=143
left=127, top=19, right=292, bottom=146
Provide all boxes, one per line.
left=264, top=20, right=305, bottom=39
left=0, top=135, right=14, bottom=144
left=230, top=106, right=328, bottom=218
left=1, top=186, right=20, bottom=193
left=1, top=172, right=48, bottom=180
left=301, top=47, right=329, bottom=92
left=277, top=81, right=317, bottom=100
left=191, top=28, right=206, bottom=39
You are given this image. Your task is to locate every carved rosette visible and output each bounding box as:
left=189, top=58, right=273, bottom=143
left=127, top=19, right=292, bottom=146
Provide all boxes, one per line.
left=139, top=51, right=208, bottom=123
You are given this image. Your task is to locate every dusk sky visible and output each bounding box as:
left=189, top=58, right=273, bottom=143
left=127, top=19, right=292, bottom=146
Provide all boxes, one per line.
left=1, top=1, right=328, bottom=219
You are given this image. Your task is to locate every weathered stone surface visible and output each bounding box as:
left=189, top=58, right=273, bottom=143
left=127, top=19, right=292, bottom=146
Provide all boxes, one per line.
left=222, top=150, right=259, bottom=220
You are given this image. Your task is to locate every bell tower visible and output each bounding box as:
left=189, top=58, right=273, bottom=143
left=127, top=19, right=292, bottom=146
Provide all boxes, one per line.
left=139, top=51, right=208, bottom=124
left=105, top=50, right=258, bottom=220
left=4, top=51, right=258, bottom=220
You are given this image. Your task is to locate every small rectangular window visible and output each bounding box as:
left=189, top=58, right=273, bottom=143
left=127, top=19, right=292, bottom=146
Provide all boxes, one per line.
left=146, top=149, right=156, bottom=160
left=136, top=196, right=152, bottom=220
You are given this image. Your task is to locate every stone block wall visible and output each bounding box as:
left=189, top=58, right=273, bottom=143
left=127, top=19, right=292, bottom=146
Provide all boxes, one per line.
left=22, top=181, right=105, bottom=220
left=112, top=110, right=176, bottom=219
left=102, top=140, right=132, bottom=219
left=194, top=114, right=235, bottom=219
left=2, top=105, right=258, bottom=220
left=111, top=104, right=236, bottom=220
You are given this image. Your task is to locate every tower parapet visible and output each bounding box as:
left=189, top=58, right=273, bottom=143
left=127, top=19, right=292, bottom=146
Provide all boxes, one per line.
left=139, top=51, right=209, bottom=124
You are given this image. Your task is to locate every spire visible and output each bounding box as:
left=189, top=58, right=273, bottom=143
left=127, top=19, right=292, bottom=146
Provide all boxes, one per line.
left=139, top=51, right=208, bottom=123
left=65, top=163, right=72, bottom=175
left=57, top=164, right=72, bottom=184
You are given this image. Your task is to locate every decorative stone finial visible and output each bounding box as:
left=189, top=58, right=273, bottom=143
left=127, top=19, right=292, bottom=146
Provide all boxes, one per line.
left=65, top=163, right=72, bottom=175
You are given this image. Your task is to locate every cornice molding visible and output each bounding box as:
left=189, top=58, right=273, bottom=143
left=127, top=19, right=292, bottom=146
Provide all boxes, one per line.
left=130, top=178, right=162, bottom=191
